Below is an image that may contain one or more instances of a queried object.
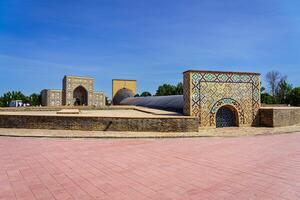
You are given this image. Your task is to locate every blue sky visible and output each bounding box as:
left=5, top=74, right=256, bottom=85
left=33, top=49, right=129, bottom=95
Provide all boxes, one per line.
left=0, top=0, right=299, bottom=98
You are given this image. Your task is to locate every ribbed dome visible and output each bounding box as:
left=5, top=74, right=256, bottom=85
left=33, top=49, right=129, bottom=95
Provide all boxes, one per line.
left=113, top=88, right=134, bottom=105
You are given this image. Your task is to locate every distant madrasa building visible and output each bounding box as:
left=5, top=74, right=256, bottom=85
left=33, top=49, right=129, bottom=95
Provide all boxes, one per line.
left=41, top=75, right=105, bottom=107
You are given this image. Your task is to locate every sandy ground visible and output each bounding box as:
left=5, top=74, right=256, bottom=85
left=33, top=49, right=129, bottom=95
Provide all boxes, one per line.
left=0, top=108, right=185, bottom=118
left=0, top=124, right=299, bottom=138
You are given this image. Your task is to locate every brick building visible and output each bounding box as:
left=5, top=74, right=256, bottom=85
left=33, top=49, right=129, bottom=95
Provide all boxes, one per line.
left=41, top=75, right=105, bottom=107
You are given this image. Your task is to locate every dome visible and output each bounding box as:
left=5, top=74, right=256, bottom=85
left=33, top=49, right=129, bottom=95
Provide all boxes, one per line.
left=113, top=88, right=134, bottom=105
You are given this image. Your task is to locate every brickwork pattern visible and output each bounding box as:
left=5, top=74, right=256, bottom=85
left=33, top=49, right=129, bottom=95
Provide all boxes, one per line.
left=183, top=72, right=191, bottom=116
left=93, top=92, right=105, bottom=107
left=41, top=76, right=105, bottom=107
left=63, top=76, right=94, bottom=106
left=260, top=107, right=300, bottom=127
left=40, top=90, right=62, bottom=106
left=0, top=115, right=199, bottom=132
left=0, top=134, right=299, bottom=199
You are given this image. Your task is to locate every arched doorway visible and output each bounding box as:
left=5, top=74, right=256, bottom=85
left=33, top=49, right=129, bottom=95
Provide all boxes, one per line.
left=216, top=106, right=238, bottom=128
left=73, top=86, right=88, bottom=106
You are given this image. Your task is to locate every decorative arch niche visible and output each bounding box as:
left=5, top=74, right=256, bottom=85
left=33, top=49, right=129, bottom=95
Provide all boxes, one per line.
left=210, top=98, right=244, bottom=127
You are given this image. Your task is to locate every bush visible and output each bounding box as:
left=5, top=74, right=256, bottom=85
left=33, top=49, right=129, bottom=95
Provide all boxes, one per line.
left=261, top=93, right=275, bottom=104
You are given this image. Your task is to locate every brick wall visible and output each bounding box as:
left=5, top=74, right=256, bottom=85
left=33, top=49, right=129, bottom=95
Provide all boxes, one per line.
left=0, top=115, right=199, bottom=132
left=260, top=107, right=300, bottom=127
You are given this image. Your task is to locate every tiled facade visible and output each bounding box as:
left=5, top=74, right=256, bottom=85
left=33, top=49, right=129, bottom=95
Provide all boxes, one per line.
left=183, top=70, right=260, bottom=127
left=93, top=92, right=106, bottom=107
left=41, top=90, right=62, bottom=106
left=62, top=76, right=95, bottom=106
left=41, top=76, right=105, bottom=107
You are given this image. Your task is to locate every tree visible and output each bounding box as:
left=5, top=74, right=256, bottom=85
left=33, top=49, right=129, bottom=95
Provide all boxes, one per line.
left=288, top=87, right=300, bottom=106
left=134, top=94, right=140, bottom=97
left=105, top=97, right=110, bottom=105
left=140, top=91, right=152, bottom=97
left=1, top=91, right=28, bottom=107
left=0, top=91, right=43, bottom=107
left=265, top=71, right=282, bottom=97
left=0, top=97, right=4, bottom=107
left=277, top=80, right=292, bottom=104
left=29, top=93, right=41, bottom=106
left=155, top=82, right=183, bottom=96
left=175, top=82, right=183, bottom=95
left=156, top=84, right=177, bottom=96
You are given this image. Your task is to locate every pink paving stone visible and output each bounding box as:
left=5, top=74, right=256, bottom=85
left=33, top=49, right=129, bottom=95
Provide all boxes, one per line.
left=0, top=133, right=300, bottom=200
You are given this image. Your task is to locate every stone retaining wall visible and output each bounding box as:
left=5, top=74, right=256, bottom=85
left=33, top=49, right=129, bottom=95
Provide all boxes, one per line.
left=0, top=115, right=199, bottom=132
left=0, top=106, right=134, bottom=112
left=260, top=107, right=300, bottom=127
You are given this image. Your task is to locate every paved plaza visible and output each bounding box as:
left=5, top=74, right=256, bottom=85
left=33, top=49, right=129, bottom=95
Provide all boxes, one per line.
left=0, top=133, right=299, bottom=200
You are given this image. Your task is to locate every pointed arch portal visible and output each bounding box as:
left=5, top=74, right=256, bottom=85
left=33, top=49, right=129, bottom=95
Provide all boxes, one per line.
left=73, top=86, right=88, bottom=106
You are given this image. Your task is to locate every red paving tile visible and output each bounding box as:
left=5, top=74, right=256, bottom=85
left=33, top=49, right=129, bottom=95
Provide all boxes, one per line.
left=0, top=133, right=300, bottom=200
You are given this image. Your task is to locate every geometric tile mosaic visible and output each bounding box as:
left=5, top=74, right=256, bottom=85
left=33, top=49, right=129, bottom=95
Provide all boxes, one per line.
left=183, top=70, right=261, bottom=127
